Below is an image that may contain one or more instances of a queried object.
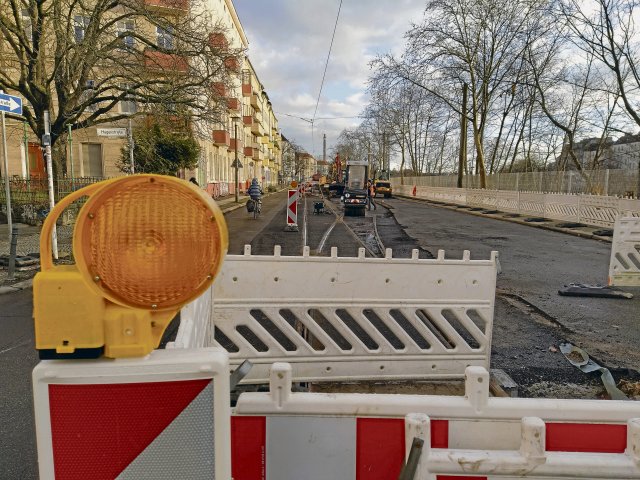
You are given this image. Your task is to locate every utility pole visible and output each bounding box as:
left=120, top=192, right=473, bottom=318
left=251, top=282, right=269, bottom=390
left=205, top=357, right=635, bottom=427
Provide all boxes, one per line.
left=232, top=123, right=242, bottom=203
left=1, top=95, right=11, bottom=241
left=128, top=118, right=135, bottom=174
left=457, top=83, right=468, bottom=188
left=44, top=110, right=58, bottom=259
left=323, top=133, right=326, bottom=175
left=382, top=131, right=387, bottom=179
left=67, top=124, right=75, bottom=190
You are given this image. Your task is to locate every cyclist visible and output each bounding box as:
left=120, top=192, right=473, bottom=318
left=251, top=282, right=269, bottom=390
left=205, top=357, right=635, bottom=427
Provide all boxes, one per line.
left=247, top=178, right=263, bottom=215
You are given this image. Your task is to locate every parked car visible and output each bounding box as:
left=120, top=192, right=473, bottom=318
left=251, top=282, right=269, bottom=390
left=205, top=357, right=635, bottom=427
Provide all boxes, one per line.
left=375, top=180, right=392, bottom=198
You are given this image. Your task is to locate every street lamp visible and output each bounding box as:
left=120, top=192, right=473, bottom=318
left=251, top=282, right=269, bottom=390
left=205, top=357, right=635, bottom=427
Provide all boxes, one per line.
left=231, top=122, right=243, bottom=203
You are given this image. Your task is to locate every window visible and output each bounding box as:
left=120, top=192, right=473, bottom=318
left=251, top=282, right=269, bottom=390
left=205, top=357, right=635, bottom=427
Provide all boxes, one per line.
left=84, top=80, right=98, bottom=112
left=117, top=20, right=135, bottom=49
left=22, top=9, right=32, bottom=43
left=120, top=84, right=137, bottom=114
left=156, top=26, right=174, bottom=50
left=74, top=15, right=90, bottom=43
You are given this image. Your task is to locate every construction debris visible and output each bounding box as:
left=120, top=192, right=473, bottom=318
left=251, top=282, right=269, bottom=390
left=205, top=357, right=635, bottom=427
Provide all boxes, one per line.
left=558, top=283, right=633, bottom=299
left=559, top=342, right=628, bottom=400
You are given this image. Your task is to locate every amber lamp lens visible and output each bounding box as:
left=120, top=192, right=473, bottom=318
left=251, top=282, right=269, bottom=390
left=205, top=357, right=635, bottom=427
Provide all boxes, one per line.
left=74, top=176, right=225, bottom=309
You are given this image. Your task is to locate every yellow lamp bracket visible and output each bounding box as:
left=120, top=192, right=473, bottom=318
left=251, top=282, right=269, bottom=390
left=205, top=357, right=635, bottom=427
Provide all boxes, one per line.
left=34, top=175, right=228, bottom=359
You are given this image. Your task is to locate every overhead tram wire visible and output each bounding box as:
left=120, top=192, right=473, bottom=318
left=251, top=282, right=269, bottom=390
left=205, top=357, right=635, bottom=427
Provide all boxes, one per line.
left=311, top=0, right=343, bottom=154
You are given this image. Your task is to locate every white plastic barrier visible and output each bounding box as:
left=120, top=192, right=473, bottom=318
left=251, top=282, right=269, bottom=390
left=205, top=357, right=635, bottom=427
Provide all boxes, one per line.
left=406, top=413, right=640, bottom=480
left=230, top=363, right=640, bottom=480
left=609, top=215, right=640, bottom=286
left=395, top=184, right=640, bottom=228
left=177, top=245, right=499, bottom=383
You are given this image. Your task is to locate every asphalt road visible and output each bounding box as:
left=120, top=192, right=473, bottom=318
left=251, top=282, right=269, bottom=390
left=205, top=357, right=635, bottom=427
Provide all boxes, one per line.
left=384, top=197, right=640, bottom=370
left=1, top=190, right=638, bottom=478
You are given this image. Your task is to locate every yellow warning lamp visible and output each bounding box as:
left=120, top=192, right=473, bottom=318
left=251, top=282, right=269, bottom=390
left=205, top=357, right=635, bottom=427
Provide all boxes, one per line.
left=34, top=175, right=228, bottom=359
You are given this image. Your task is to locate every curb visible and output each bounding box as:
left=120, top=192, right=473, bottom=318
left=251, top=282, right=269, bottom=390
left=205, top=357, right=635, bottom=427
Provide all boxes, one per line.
left=396, top=194, right=613, bottom=243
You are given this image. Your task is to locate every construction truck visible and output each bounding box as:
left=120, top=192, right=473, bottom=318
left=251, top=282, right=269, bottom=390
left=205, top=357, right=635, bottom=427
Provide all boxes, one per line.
left=343, top=158, right=369, bottom=216
left=30, top=175, right=640, bottom=480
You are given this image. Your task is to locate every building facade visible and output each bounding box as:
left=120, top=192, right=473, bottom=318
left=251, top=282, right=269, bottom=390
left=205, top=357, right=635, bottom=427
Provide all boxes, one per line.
left=0, top=0, right=281, bottom=196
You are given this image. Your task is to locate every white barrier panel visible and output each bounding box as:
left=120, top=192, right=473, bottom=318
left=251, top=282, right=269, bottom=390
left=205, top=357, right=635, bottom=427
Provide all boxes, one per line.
left=408, top=415, right=640, bottom=480
left=398, top=184, right=640, bottom=227
left=33, top=348, right=231, bottom=480
left=609, top=215, right=640, bottom=286
left=171, top=285, right=213, bottom=349
left=230, top=364, right=640, bottom=480
left=177, top=246, right=498, bottom=383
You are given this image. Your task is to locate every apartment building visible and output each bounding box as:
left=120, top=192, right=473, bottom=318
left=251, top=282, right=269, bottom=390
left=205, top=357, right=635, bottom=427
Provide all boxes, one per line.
left=0, top=0, right=281, bottom=194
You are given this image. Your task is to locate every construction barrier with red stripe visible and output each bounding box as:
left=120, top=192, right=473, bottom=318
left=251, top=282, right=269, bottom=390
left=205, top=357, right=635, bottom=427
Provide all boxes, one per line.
left=230, top=363, right=640, bottom=479
left=33, top=349, right=231, bottom=480
left=286, top=189, right=298, bottom=227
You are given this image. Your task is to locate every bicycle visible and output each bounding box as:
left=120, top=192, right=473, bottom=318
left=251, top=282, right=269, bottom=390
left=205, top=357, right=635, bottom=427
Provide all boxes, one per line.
left=247, top=197, right=262, bottom=219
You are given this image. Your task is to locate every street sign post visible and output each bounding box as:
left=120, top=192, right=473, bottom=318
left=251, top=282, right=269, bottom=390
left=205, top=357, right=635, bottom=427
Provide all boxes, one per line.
left=0, top=92, right=21, bottom=242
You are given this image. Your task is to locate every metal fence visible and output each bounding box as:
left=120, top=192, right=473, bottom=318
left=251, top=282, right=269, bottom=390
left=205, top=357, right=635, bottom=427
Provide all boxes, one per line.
left=0, top=176, right=105, bottom=206
left=394, top=169, right=639, bottom=197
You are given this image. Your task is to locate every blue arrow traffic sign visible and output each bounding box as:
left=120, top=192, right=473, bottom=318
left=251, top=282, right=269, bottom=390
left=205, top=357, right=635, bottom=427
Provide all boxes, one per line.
left=0, top=93, right=22, bottom=115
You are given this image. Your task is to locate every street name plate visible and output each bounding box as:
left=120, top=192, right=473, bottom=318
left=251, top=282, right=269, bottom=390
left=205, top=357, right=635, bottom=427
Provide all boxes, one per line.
left=97, top=127, right=127, bottom=137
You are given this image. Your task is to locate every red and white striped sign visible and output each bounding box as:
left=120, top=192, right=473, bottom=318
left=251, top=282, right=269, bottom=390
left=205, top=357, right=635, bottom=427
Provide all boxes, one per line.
left=287, top=189, right=298, bottom=226
left=33, top=349, right=231, bottom=480
left=230, top=415, right=633, bottom=480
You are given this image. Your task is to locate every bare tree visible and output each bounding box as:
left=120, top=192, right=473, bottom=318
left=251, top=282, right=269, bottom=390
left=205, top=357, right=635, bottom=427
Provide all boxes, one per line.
left=560, top=0, right=640, bottom=129
left=0, top=0, right=240, bottom=148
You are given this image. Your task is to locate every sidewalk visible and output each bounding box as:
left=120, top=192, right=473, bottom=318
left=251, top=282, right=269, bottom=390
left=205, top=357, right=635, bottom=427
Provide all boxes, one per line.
left=0, top=191, right=258, bottom=291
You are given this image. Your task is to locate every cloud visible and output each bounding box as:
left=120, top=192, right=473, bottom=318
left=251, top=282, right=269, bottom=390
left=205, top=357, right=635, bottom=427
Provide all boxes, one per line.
left=234, top=0, right=426, bottom=157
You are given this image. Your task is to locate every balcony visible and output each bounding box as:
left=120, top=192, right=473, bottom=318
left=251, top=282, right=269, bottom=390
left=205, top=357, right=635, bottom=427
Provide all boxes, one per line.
left=212, top=130, right=230, bottom=147
left=243, top=146, right=254, bottom=157
left=242, top=70, right=252, bottom=97
left=224, top=56, right=240, bottom=72
left=212, top=82, right=226, bottom=98
left=209, top=32, right=228, bottom=50
left=145, top=0, right=188, bottom=12
left=250, top=120, right=260, bottom=135
left=250, top=93, right=261, bottom=111
left=260, top=135, right=270, bottom=144
left=228, top=97, right=241, bottom=118
left=144, top=50, right=188, bottom=73
left=252, top=148, right=261, bottom=161
left=229, top=137, right=242, bottom=151
left=243, top=115, right=253, bottom=126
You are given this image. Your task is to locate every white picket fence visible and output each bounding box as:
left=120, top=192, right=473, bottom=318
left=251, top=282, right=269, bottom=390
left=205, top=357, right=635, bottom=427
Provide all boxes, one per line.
left=394, top=184, right=640, bottom=228
left=173, top=245, right=499, bottom=383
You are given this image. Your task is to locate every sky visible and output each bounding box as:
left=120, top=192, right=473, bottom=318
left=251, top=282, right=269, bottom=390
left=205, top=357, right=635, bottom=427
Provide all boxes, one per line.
left=233, top=0, right=427, bottom=160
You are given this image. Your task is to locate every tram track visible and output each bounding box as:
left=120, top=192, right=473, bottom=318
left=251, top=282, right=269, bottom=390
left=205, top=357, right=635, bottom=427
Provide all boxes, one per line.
left=305, top=190, right=385, bottom=257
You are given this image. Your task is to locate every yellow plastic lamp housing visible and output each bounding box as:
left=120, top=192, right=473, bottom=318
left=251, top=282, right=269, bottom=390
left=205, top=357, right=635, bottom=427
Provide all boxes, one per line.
left=34, top=175, right=228, bottom=359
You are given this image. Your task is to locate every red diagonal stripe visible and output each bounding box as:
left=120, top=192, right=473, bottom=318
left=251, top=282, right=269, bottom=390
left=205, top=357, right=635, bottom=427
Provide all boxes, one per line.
left=546, top=423, right=627, bottom=453
left=232, top=416, right=266, bottom=480
left=49, top=379, right=210, bottom=480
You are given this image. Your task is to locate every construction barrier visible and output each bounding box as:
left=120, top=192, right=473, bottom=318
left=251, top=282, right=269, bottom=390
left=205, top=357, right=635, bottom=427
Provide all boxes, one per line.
left=609, top=214, right=640, bottom=286
left=286, top=189, right=298, bottom=228
left=395, top=184, right=640, bottom=228
left=231, top=363, right=640, bottom=480
left=177, top=246, right=499, bottom=383
left=32, top=348, right=231, bottom=480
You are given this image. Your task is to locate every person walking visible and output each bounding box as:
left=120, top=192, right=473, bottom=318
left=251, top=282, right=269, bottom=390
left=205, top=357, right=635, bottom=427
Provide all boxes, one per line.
left=367, top=180, right=377, bottom=211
